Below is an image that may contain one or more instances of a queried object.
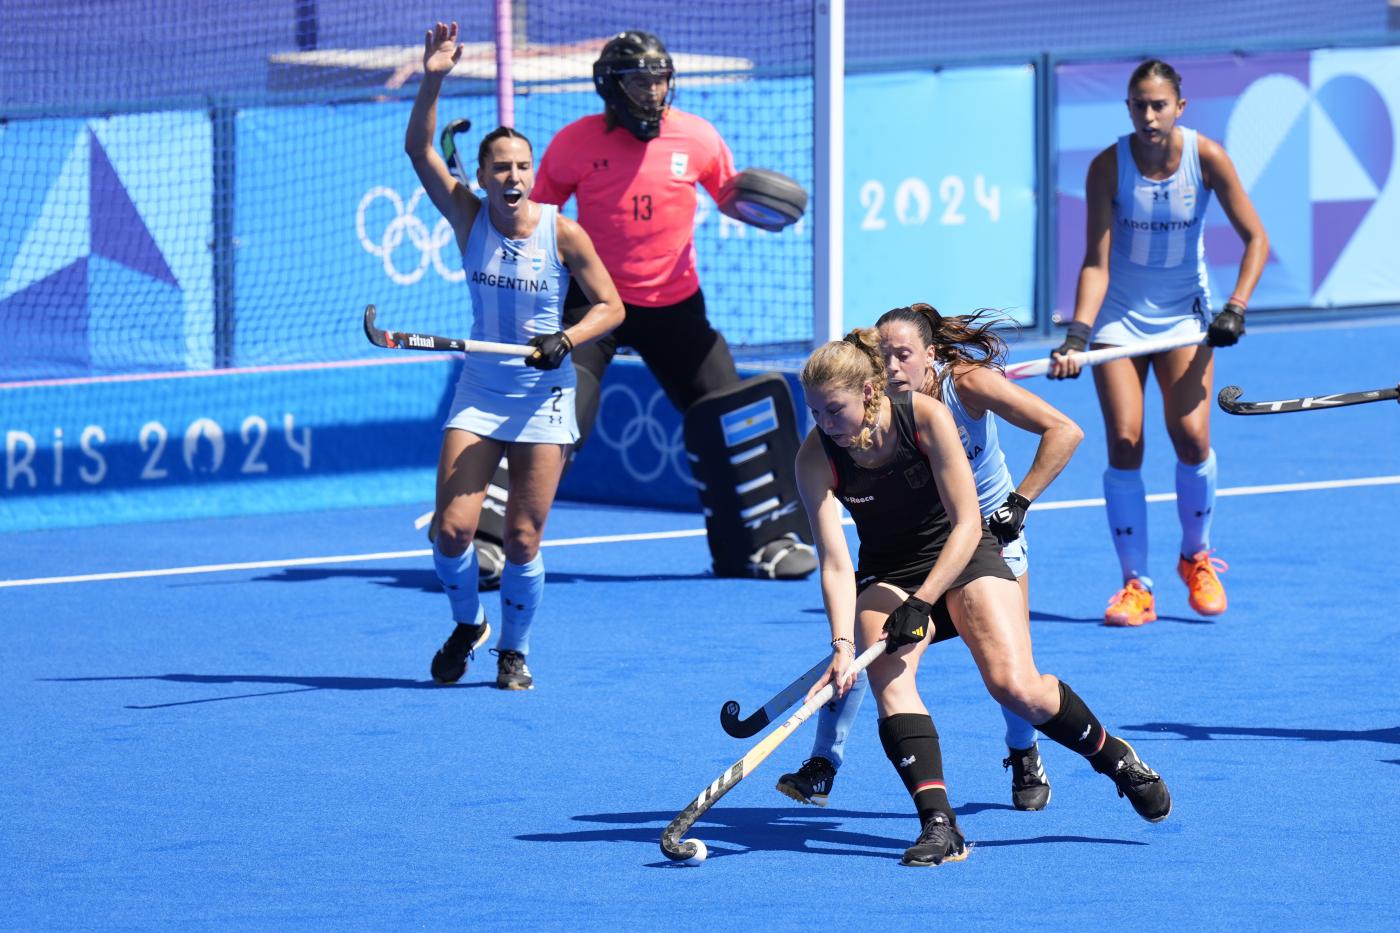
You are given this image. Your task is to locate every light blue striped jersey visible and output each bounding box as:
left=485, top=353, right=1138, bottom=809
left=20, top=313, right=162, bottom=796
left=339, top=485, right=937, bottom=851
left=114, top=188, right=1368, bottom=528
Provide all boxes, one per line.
left=460, top=203, right=572, bottom=390
left=937, top=367, right=1014, bottom=517
left=1106, top=127, right=1214, bottom=313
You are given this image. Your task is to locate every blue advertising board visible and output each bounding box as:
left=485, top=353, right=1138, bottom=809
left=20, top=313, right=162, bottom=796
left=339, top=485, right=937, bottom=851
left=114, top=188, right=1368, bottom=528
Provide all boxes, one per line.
left=0, top=358, right=450, bottom=532
left=843, top=67, right=1037, bottom=329
left=0, top=351, right=800, bottom=530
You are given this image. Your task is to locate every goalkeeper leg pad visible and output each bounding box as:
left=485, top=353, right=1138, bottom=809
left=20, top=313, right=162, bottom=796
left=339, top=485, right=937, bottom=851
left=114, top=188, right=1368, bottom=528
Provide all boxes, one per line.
left=683, top=374, right=814, bottom=579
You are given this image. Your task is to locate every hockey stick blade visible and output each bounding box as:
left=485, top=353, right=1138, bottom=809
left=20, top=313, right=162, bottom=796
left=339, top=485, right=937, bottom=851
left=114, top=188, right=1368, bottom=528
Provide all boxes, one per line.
left=1218, top=383, right=1400, bottom=415
left=362, top=304, right=534, bottom=357
left=440, top=117, right=473, bottom=184
left=1004, top=333, right=1205, bottom=381
left=720, top=656, right=830, bottom=738
left=661, top=643, right=883, bottom=863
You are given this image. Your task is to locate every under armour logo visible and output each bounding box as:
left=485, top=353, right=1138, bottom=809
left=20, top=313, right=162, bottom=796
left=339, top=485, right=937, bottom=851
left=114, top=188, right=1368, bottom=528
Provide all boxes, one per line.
left=1078, top=724, right=1092, bottom=742
left=1114, top=527, right=1134, bottom=536
left=592, top=158, right=609, bottom=170
left=899, top=755, right=916, bottom=767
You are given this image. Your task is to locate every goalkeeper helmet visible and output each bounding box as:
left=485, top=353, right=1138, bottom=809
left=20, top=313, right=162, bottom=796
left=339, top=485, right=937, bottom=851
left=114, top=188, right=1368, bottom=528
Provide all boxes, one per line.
left=593, top=30, right=675, bottom=141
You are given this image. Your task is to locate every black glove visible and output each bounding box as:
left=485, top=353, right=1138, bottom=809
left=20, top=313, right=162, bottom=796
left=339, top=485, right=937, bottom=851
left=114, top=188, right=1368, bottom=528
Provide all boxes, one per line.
left=525, top=331, right=573, bottom=370
left=1048, top=321, right=1090, bottom=380
left=883, top=596, right=934, bottom=654
left=987, top=491, right=1032, bottom=545
left=1207, top=303, right=1246, bottom=347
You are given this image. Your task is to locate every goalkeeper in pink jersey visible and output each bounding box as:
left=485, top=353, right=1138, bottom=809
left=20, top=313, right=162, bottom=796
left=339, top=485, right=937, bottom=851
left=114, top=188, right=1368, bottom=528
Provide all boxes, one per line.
left=472, top=30, right=816, bottom=582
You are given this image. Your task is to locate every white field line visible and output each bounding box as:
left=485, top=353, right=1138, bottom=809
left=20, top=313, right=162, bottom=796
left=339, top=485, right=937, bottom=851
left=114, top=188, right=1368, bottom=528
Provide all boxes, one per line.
left=3, top=473, right=1397, bottom=589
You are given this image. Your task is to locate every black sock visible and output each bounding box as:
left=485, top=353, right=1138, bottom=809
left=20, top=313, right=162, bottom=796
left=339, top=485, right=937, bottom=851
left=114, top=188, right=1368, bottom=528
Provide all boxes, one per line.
left=878, top=713, right=952, bottom=825
left=1034, top=680, right=1130, bottom=774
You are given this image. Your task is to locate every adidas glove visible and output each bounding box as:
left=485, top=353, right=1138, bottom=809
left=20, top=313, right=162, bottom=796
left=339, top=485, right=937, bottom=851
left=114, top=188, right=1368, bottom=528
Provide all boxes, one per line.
left=987, top=491, right=1032, bottom=545
left=883, top=595, right=934, bottom=653
left=525, top=331, right=573, bottom=370
left=1207, top=303, right=1246, bottom=347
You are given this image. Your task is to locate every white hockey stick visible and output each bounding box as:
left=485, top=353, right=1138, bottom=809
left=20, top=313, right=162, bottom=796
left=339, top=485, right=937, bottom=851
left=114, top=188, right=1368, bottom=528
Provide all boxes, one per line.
left=1004, top=332, right=1206, bottom=381
left=660, top=642, right=883, bottom=864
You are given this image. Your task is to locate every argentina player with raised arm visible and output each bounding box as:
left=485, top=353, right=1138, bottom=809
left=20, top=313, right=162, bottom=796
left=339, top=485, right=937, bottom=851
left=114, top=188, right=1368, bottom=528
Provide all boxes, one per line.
left=407, top=22, right=623, bottom=689
left=1050, top=59, right=1268, bottom=627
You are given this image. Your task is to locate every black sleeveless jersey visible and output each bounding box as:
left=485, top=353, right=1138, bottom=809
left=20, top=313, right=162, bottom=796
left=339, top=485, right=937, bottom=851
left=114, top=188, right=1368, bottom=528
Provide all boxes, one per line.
left=817, top=392, right=951, bottom=574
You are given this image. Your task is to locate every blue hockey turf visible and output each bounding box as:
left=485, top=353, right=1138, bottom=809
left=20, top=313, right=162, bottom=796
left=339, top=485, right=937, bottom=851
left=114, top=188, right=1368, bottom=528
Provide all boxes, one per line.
left=3, top=318, right=1398, bottom=929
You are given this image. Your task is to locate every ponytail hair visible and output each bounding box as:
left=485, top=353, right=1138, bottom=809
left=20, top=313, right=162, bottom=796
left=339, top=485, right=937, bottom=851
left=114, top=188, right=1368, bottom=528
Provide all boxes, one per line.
left=875, top=304, right=1012, bottom=398
left=800, top=327, right=886, bottom=450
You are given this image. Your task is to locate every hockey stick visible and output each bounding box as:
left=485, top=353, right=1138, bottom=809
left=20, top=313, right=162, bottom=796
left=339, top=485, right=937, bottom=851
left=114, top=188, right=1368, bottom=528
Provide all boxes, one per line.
left=440, top=117, right=472, bottom=184
left=660, top=642, right=883, bottom=864
left=1218, top=382, right=1400, bottom=415
left=1003, top=332, right=1206, bottom=381
left=363, top=305, right=533, bottom=357
left=719, top=655, right=830, bottom=738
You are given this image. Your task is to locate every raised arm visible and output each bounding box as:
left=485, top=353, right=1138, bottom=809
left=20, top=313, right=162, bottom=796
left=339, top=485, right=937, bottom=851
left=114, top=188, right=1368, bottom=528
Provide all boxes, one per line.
left=404, top=22, right=478, bottom=243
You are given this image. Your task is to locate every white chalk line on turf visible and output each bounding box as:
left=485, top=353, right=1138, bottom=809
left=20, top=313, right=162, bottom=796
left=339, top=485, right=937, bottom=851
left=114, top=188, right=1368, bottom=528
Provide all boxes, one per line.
left=4, top=473, right=1397, bottom=589
left=1029, top=473, right=1400, bottom=511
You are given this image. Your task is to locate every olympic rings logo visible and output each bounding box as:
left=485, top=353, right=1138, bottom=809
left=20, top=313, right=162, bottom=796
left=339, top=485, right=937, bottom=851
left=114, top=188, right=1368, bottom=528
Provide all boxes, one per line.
left=592, top=384, right=698, bottom=487
left=356, top=186, right=464, bottom=285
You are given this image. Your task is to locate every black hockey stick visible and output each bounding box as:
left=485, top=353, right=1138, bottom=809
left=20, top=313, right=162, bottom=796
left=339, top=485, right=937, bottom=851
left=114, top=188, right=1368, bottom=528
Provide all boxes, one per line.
left=363, top=304, right=532, bottom=356
left=440, top=117, right=472, bottom=184
left=719, top=655, right=830, bottom=738
left=1218, top=383, right=1399, bottom=415
left=660, top=643, right=882, bottom=864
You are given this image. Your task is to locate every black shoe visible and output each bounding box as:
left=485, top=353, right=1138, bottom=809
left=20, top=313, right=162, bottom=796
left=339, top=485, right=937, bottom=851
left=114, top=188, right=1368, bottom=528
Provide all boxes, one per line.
left=476, top=541, right=504, bottom=592
left=491, top=648, right=533, bottom=691
left=901, top=811, right=968, bottom=867
left=1003, top=743, right=1052, bottom=811
left=748, top=535, right=817, bottom=580
left=429, top=621, right=491, bottom=684
left=1110, top=742, right=1171, bottom=822
left=775, top=756, right=837, bottom=806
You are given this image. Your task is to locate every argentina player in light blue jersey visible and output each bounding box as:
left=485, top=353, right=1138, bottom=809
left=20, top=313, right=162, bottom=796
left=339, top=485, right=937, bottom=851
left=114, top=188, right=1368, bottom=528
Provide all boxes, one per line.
left=407, top=22, right=624, bottom=689
left=1050, top=59, right=1268, bottom=627
left=778, top=305, right=1083, bottom=812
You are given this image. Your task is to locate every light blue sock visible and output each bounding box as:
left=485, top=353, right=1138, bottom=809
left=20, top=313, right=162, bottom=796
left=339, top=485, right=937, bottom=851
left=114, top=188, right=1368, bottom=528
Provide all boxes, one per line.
left=1002, top=704, right=1038, bottom=750
left=811, top=670, right=868, bottom=769
left=433, top=540, right=484, bottom=625
left=497, top=553, right=545, bottom=655
left=1103, top=466, right=1152, bottom=589
left=1175, top=448, right=1217, bottom=557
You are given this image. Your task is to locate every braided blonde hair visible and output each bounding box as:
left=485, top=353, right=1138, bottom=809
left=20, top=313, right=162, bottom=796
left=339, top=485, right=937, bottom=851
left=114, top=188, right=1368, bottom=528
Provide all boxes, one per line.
left=800, top=327, right=886, bottom=451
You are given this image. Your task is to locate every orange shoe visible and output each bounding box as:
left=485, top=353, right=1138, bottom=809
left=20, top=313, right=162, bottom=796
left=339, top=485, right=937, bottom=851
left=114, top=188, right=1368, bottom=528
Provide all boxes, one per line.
left=1178, top=550, right=1228, bottom=616
left=1104, top=579, right=1156, bottom=627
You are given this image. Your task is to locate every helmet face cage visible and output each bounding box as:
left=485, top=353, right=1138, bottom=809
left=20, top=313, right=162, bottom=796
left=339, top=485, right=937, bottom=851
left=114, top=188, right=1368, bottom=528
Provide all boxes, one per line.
left=593, top=31, right=676, bottom=140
